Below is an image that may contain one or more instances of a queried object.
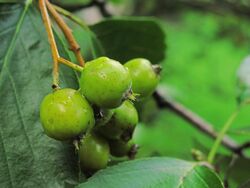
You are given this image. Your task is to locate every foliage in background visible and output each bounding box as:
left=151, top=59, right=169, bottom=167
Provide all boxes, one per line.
left=134, top=10, right=250, bottom=156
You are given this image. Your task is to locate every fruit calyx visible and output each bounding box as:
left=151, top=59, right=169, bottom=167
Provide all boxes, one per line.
left=152, top=64, right=162, bottom=75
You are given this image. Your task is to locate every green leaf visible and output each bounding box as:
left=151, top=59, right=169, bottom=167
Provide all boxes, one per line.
left=77, top=157, right=224, bottom=188
left=0, top=3, right=79, bottom=187
left=90, top=18, right=166, bottom=64
left=73, top=26, right=105, bottom=61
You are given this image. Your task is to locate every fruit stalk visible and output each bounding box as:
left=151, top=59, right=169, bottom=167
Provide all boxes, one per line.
left=58, top=57, right=83, bottom=72
left=39, top=0, right=60, bottom=88
left=46, top=0, right=85, bottom=67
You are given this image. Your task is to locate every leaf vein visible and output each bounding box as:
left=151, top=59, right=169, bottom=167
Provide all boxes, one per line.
left=7, top=68, right=35, bottom=157
left=0, top=127, right=14, bottom=188
left=194, top=168, right=210, bottom=188
left=0, top=1, right=30, bottom=77
left=177, top=163, right=197, bottom=188
left=0, top=25, right=16, bottom=38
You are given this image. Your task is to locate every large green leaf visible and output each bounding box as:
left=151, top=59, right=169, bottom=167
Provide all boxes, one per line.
left=0, top=2, right=80, bottom=187
left=90, top=18, right=166, bottom=64
left=72, top=26, right=104, bottom=61
left=77, top=157, right=224, bottom=188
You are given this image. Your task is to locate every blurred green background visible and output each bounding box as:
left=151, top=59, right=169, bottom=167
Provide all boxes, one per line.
left=135, top=10, right=250, bottom=159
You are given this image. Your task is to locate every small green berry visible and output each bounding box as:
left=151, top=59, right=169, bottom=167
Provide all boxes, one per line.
left=40, top=88, right=94, bottom=141
left=79, top=133, right=110, bottom=172
left=124, top=58, right=160, bottom=99
left=80, top=57, right=132, bottom=108
left=97, top=100, right=138, bottom=141
left=109, top=140, right=138, bottom=158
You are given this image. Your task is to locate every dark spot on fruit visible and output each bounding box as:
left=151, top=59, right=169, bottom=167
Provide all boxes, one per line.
left=120, top=129, right=133, bottom=142
left=51, top=84, right=58, bottom=89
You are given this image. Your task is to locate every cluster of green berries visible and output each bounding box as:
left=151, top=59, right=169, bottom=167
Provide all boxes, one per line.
left=40, top=57, right=160, bottom=174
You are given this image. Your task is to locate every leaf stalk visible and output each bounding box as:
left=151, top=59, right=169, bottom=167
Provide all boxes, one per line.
left=208, top=109, right=239, bottom=164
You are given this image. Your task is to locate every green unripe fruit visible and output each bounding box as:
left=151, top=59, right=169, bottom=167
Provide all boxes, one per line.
left=109, top=140, right=138, bottom=158
left=79, top=133, right=110, bottom=172
left=124, top=58, right=160, bottom=99
left=95, top=109, right=114, bottom=127
left=40, top=88, right=94, bottom=141
left=80, top=57, right=132, bottom=108
left=97, top=100, right=138, bottom=141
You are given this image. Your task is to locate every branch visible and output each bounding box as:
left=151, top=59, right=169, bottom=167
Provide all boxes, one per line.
left=153, top=90, right=249, bottom=156
left=46, top=0, right=85, bottom=66
left=234, top=141, right=250, bottom=153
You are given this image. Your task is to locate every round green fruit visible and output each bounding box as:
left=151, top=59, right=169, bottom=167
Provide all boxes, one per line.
left=80, top=57, right=132, bottom=108
left=97, top=100, right=138, bottom=141
left=109, top=140, right=138, bottom=158
left=124, top=58, right=160, bottom=99
left=79, top=133, right=110, bottom=172
left=40, top=88, right=94, bottom=141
